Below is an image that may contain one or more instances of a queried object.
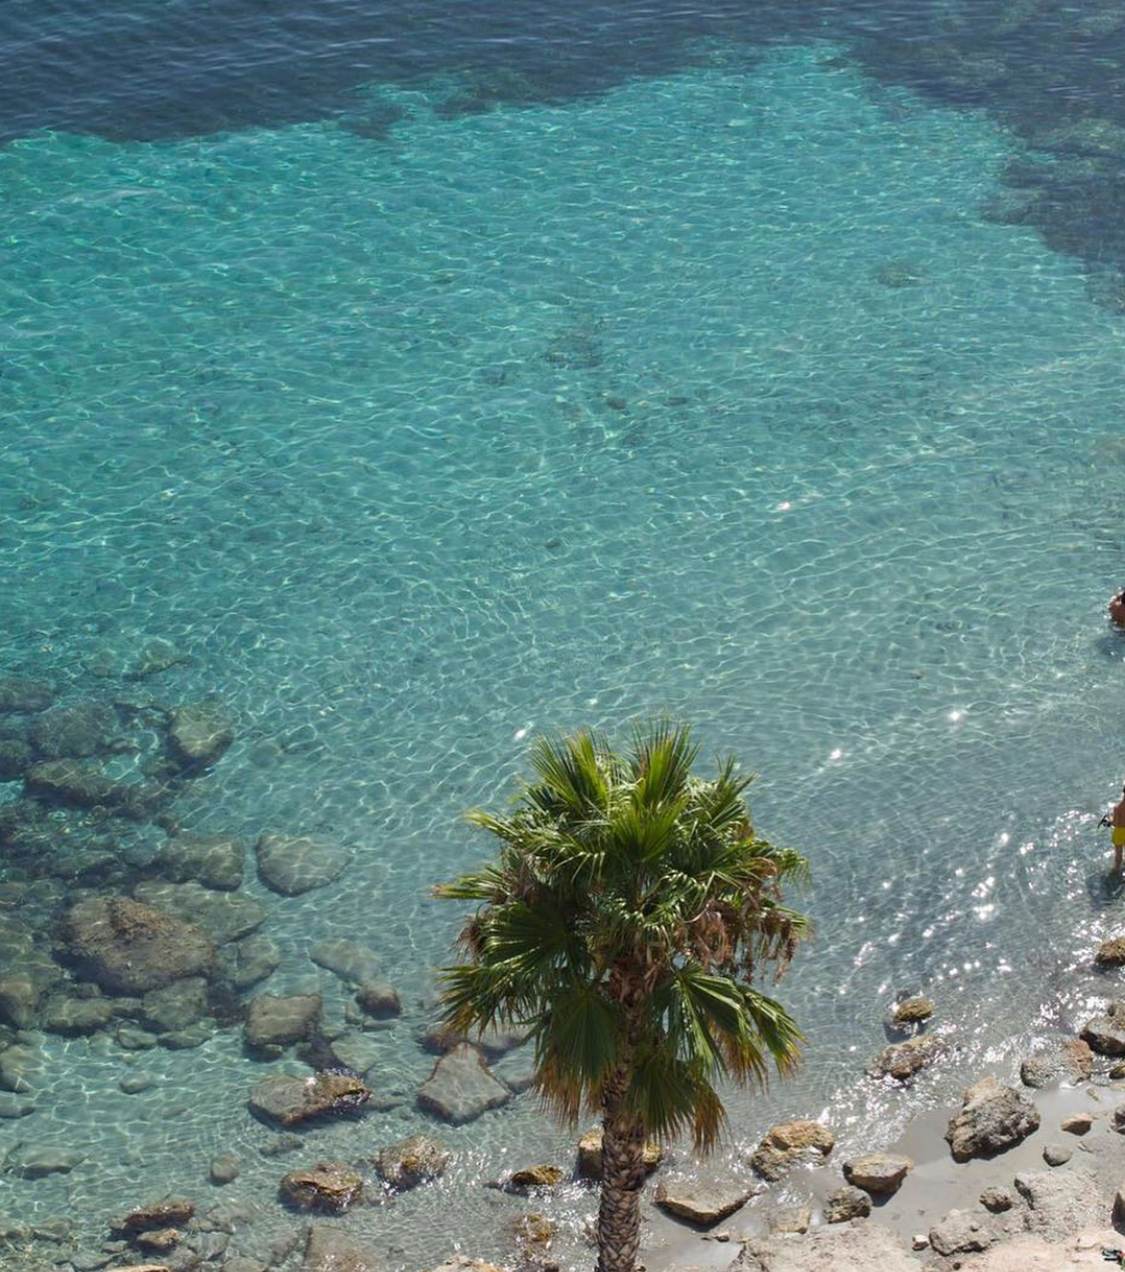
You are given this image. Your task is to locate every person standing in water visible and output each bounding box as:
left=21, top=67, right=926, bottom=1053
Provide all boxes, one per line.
left=1110, top=590, right=1125, bottom=627
left=1100, top=785, right=1125, bottom=873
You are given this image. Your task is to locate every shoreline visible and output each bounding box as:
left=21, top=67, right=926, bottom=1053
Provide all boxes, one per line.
left=644, top=1036, right=1125, bottom=1271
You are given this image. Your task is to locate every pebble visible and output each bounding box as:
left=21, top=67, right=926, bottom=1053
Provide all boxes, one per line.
left=118, top=1073, right=154, bottom=1094
left=209, top=1153, right=240, bottom=1185
left=1062, top=1112, right=1093, bottom=1135
left=1043, top=1142, right=1072, bottom=1166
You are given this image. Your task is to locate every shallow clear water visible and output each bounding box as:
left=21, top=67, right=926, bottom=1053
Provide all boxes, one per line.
left=3, top=11, right=1125, bottom=1270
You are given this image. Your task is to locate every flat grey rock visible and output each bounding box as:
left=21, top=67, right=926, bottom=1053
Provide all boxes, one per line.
left=225, top=931, right=281, bottom=990
left=168, top=700, right=234, bottom=767
left=9, top=1146, right=85, bottom=1178
left=256, top=834, right=350, bottom=896
left=244, top=993, right=321, bottom=1051
left=416, top=1044, right=511, bottom=1125
left=304, top=1223, right=379, bottom=1272
left=654, top=1175, right=753, bottom=1226
left=140, top=977, right=209, bottom=1033
left=0, top=1093, right=35, bottom=1118
left=330, top=1031, right=381, bottom=1076
left=153, top=834, right=244, bottom=891
left=133, top=880, right=265, bottom=946
left=310, top=938, right=381, bottom=984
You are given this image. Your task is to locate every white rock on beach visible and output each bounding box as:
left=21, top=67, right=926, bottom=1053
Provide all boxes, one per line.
left=958, top=1228, right=1125, bottom=1270
left=1014, top=1168, right=1103, bottom=1240
left=735, top=1222, right=924, bottom=1270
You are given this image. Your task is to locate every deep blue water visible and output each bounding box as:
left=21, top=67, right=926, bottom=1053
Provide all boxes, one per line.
left=3, top=2, right=1125, bottom=1267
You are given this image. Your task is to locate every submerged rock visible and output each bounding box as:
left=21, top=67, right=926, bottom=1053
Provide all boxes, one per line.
left=256, top=834, right=350, bottom=896
left=127, top=639, right=190, bottom=680
left=225, top=931, right=281, bottom=991
left=374, top=1134, right=452, bottom=1190
left=279, top=1162, right=362, bottom=1213
left=168, top=700, right=233, bottom=769
left=355, top=981, right=401, bottom=1019
left=0, top=974, right=43, bottom=1029
left=945, top=1075, right=1039, bottom=1161
left=61, top=896, right=216, bottom=994
left=420, top=1020, right=529, bottom=1059
left=328, top=1032, right=380, bottom=1077
left=139, top=978, right=209, bottom=1034
left=29, top=702, right=117, bottom=759
left=416, top=1043, right=511, bottom=1124
left=248, top=1071, right=370, bottom=1127
left=309, top=938, right=382, bottom=985
left=244, top=993, right=322, bottom=1053
left=42, top=994, right=115, bottom=1036
left=304, top=1225, right=378, bottom=1272
left=9, top=1146, right=85, bottom=1178
left=209, top=1153, right=240, bottom=1185
left=576, top=1128, right=662, bottom=1180
left=654, top=1176, right=754, bottom=1225
left=153, top=834, right=244, bottom=891
left=0, top=738, right=32, bottom=782
left=25, top=760, right=157, bottom=816
left=0, top=678, right=53, bottom=714
left=133, top=880, right=265, bottom=947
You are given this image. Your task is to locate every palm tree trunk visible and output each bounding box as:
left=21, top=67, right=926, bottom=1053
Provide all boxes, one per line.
left=597, top=1073, right=647, bottom=1272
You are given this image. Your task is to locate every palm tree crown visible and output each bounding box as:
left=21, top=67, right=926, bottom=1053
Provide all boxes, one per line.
left=436, top=721, right=810, bottom=1152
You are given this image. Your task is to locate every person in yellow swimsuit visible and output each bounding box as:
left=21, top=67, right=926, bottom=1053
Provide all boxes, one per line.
left=1099, top=784, right=1125, bottom=873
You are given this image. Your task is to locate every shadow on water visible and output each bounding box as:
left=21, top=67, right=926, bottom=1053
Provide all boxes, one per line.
left=5, top=2, right=1125, bottom=299
left=1084, top=865, right=1125, bottom=910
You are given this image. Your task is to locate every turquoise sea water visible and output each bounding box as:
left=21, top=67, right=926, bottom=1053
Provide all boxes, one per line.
left=3, top=25, right=1125, bottom=1269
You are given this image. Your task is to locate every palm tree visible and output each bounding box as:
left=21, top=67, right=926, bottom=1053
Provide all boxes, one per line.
left=434, top=721, right=809, bottom=1272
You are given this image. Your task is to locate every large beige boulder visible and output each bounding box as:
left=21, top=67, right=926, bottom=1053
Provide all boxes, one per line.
left=750, top=1119, right=834, bottom=1181
left=946, top=1076, right=1039, bottom=1161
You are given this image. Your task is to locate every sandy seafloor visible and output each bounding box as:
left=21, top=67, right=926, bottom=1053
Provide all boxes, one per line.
left=3, top=19, right=1125, bottom=1271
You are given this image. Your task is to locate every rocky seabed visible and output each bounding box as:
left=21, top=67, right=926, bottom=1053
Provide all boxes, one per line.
left=6, top=664, right=1125, bottom=1269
